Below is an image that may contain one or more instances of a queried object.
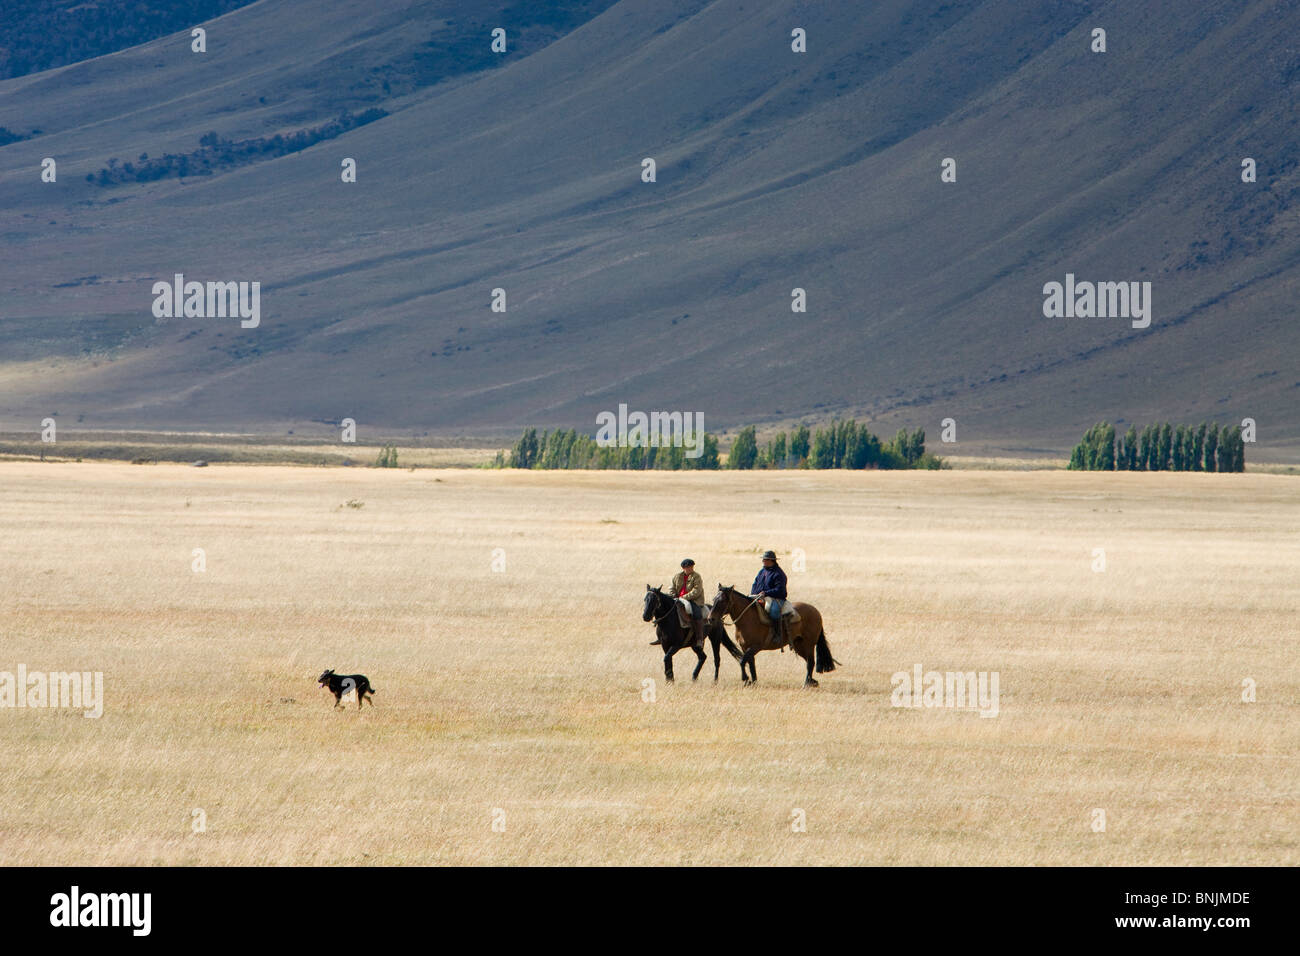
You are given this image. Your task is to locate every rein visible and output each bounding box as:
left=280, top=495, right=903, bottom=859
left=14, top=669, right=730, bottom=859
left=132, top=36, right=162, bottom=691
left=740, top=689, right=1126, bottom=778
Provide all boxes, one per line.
left=721, top=588, right=784, bottom=653
left=722, top=589, right=763, bottom=622
left=648, top=591, right=678, bottom=625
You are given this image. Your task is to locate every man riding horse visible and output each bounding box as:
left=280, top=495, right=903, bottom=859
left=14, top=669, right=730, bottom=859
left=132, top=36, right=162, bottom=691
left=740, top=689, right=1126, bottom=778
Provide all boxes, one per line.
left=751, top=550, right=794, bottom=646
left=650, top=558, right=706, bottom=649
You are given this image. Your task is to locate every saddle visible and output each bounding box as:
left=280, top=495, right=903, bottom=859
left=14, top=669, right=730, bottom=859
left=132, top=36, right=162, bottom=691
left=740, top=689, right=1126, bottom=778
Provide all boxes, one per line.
left=756, top=602, right=800, bottom=627
left=676, top=602, right=705, bottom=629
left=757, top=600, right=801, bottom=646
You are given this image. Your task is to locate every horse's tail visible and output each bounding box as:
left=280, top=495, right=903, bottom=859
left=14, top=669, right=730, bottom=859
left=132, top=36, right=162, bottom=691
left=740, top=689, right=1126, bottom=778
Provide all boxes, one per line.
left=814, top=630, right=838, bottom=673
left=712, top=625, right=743, bottom=661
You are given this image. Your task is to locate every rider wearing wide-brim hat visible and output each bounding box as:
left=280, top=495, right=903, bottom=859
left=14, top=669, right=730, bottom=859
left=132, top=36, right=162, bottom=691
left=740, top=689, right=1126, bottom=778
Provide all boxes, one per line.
left=651, top=558, right=706, bottom=648
left=751, top=550, right=790, bottom=645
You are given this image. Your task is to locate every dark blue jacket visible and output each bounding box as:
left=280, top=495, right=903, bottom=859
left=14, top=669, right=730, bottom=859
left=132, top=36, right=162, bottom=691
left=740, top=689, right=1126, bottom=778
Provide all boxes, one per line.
left=751, top=564, right=787, bottom=600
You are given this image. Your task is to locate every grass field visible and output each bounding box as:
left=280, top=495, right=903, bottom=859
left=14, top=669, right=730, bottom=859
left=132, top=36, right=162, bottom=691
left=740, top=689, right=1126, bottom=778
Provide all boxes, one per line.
left=0, top=433, right=502, bottom=468
left=1, top=462, right=1295, bottom=865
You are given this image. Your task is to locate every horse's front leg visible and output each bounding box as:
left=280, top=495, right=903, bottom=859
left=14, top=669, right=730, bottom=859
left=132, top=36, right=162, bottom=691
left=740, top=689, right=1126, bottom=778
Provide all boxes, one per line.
left=691, top=645, right=706, bottom=680
left=741, top=650, right=756, bottom=685
left=663, top=650, right=675, bottom=683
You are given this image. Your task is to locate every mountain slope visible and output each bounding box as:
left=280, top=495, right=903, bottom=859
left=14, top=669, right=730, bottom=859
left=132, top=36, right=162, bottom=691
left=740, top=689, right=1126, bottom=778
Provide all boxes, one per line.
left=1, top=0, right=1297, bottom=457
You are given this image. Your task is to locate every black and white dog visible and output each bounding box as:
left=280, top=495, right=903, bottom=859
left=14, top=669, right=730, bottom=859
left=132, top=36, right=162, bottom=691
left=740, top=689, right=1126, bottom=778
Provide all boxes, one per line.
left=318, top=669, right=376, bottom=709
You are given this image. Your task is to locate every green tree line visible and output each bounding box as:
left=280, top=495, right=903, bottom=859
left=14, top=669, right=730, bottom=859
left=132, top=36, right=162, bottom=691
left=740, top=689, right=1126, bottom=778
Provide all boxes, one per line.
left=1068, top=422, right=1246, bottom=472
left=498, top=428, right=720, bottom=470
left=498, top=420, right=943, bottom=470
left=729, top=422, right=941, bottom=469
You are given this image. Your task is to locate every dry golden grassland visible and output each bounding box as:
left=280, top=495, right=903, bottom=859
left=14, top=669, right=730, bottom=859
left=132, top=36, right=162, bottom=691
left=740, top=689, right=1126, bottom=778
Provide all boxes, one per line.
left=0, top=462, right=1295, bottom=865
left=0, top=433, right=500, bottom=468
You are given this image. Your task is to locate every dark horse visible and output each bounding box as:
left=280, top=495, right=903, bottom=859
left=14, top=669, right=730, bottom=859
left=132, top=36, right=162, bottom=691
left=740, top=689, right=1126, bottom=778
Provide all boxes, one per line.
left=642, top=585, right=743, bottom=682
left=707, top=584, right=838, bottom=687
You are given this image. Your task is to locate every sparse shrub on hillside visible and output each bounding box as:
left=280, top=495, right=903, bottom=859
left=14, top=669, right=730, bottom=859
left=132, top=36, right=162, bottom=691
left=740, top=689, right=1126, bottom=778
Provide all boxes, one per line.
left=375, top=445, right=398, bottom=468
left=87, top=109, right=388, bottom=187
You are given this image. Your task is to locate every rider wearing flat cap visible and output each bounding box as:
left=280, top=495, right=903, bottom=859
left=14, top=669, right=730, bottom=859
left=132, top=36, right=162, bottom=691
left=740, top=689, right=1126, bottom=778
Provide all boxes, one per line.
left=751, top=550, right=790, bottom=646
left=651, top=558, right=706, bottom=649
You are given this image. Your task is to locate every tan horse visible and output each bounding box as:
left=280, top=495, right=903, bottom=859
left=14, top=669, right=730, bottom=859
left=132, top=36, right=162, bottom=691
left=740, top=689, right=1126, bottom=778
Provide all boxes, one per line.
left=707, top=584, right=838, bottom=687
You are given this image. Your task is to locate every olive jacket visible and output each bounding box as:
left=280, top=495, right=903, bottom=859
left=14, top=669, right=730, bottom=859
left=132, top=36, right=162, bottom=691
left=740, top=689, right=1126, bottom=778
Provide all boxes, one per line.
left=669, top=570, right=704, bottom=604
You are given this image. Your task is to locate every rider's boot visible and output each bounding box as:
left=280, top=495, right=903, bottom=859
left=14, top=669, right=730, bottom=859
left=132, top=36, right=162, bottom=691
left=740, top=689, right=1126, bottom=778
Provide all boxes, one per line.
left=649, top=636, right=661, bottom=646
left=692, top=617, right=706, bottom=649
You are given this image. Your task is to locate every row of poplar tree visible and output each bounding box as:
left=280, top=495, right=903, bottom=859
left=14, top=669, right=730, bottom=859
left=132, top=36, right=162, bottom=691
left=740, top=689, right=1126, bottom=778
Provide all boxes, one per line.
left=1068, top=422, right=1246, bottom=471
left=499, top=428, right=721, bottom=470
left=727, top=423, right=940, bottom=469
left=499, top=421, right=941, bottom=470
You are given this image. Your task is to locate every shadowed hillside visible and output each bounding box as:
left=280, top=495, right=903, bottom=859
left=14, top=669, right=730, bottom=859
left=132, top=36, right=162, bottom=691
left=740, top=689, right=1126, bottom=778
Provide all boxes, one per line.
left=0, top=0, right=1296, bottom=458
left=0, top=1, right=258, bottom=79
